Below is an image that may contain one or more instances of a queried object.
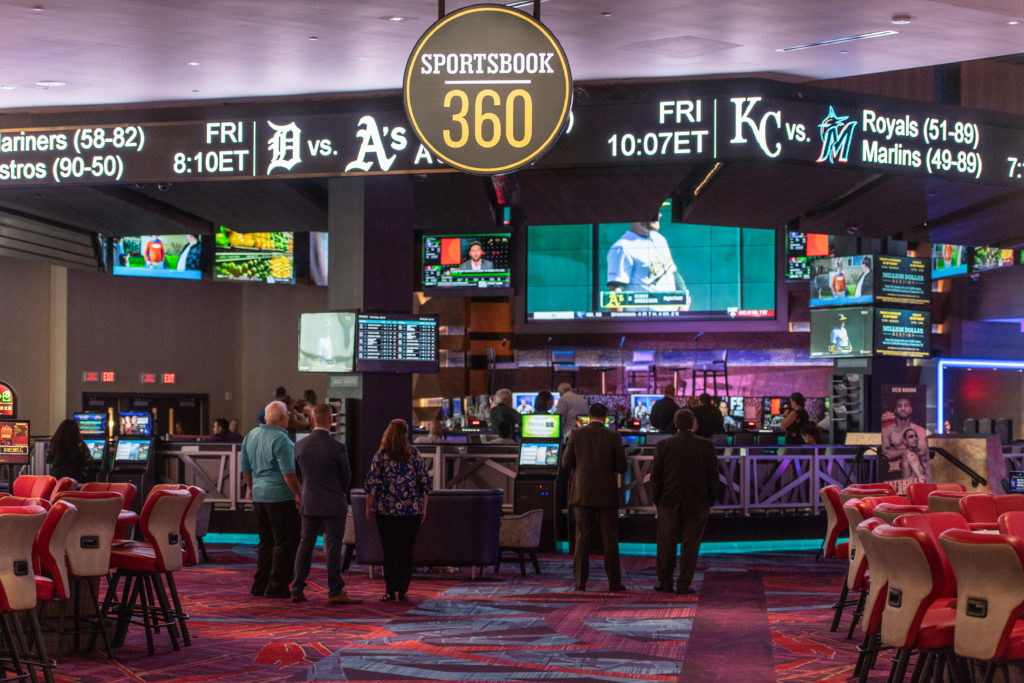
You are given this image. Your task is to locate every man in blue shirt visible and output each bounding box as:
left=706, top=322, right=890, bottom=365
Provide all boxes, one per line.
left=241, top=401, right=301, bottom=598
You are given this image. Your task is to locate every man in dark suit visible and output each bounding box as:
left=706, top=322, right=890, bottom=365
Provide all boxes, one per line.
left=648, top=384, right=679, bottom=433
left=290, top=403, right=362, bottom=605
left=692, top=392, right=725, bottom=438
left=650, top=407, right=720, bottom=594
left=562, top=402, right=628, bottom=592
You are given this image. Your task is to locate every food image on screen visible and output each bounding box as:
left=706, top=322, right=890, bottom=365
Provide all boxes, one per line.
left=213, top=226, right=294, bottom=284
left=422, top=233, right=511, bottom=292
left=355, top=313, right=439, bottom=373
left=874, top=308, right=931, bottom=358
left=526, top=200, right=776, bottom=322
left=298, top=312, right=355, bottom=372
left=111, top=234, right=203, bottom=280
left=931, top=243, right=967, bottom=279
left=970, top=246, right=1015, bottom=273
left=809, top=306, right=873, bottom=358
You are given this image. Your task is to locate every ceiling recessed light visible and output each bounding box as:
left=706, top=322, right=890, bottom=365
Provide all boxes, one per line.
left=777, top=30, right=898, bottom=52
left=32, top=5, right=44, bottom=11
left=601, top=11, right=611, bottom=17
left=188, top=61, right=200, bottom=67
left=891, top=14, right=912, bottom=25
left=1009, top=20, right=1021, bottom=25
left=34, top=80, right=66, bottom=88
left=0, top=85, right=15, bottom=90
left=383, top=16, right=406, bottom=22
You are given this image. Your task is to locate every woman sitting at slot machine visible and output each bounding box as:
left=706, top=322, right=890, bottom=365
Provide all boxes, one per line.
left=47, top=418, right=91, bottom=483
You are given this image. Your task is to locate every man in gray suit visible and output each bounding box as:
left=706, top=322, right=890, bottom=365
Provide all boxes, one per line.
left=562, top=402, right=627, bottom=592
left=650, top=408, right=720, bottom=594
left=291, top=403, right=362, bottom=605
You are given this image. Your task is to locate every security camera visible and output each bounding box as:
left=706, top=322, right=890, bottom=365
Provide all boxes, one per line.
left=157, top=182, right=172, bottom=192
left=846, top=225, right=859, bottom=235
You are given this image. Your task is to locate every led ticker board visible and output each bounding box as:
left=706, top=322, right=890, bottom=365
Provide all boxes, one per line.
left=4, top=79, right=1024, bottom=187
left=355, top=313, right=439, bottom=374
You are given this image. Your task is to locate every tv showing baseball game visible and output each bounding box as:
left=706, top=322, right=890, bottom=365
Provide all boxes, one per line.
left=420, top=232, right=512, bottom=294
left=525, top=200, right=776, bottom=324
left=809, top=306, right=874, bottom=359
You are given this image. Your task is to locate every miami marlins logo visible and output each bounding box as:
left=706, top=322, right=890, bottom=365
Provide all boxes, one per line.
left=816, top=106, right=857, bottom=164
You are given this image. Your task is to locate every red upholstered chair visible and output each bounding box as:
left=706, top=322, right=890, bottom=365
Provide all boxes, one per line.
left=852, top=517, right=887, bottom=682
left=32, top=499, right=78, bottom=666
left=928, top=489, right=974, bottom=513
left=0, top=495, right=52, bottom=510
left=998, top=510, right=1024, bottom=536
left=49, top=477, right=77, bottom=501
left=872, top=502, right=930, bottom=525
left=840, top=483, right=896, bottom=504
left=0, top=505, right=49, bottom=683
left=180, top=486, right=208, bottom=567
left=871, top=523, right=958, bottom=683
left=12, top=475, right=57, bottom=500
left=907, top=482, right=966, bottom=506
left=892, top=512, right=968, bottom=599
left=960, top=493, right=999, bottom=530
left=101, top=488, right=192, bottom=654
left=51, top=490, right=124, bottom=657
left=819, top=485, right=850, bottom=560
left=80, top=482, right=138, bottom=540
left=997, top=493, right=1024, bottom=514
left=939, top=529, right=1024, bottom=683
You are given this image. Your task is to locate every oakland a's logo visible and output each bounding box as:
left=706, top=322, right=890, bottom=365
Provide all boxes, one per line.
left=816, top=106, right=857, bottom=164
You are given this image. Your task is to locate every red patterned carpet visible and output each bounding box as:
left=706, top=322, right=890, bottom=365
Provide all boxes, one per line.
left=50, top=543, right=889, bottom=682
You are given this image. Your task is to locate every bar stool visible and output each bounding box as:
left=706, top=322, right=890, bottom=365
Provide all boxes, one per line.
left=0, top=505, right=48, bottom=683
left=839, top=483, right=896, bottom=504
left=818, top=485, right=849, bottom=560
left=927, top=489, right=973, bottom=513
left=872, top=502, right=929, bottom=525
left=31, top=500, right=78, bottom=680
left=80, top=482, right=138, bottom=541
left=51, top=490, right=123, bottom=657
left=48, top=478, right=76, bottom=502
left=907, top=482, right=966, bottom=506
left=101, top=488, right=191, bottom=654
left=11, top=475, right=57, bottom=500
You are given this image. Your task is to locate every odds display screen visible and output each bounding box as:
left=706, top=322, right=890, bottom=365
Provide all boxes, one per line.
left=298, top=312, right=356, bottom=372
left=421, top=233, right=511, bottom=293
left=355, top=313, right=439, bottom=373
left=213, top=227, right=294, bottom=284
left=785, top=232, right=833, bottom=280
left=111, top=234, right=203, bottom=279
left=526, top=200, right=776, bottom=324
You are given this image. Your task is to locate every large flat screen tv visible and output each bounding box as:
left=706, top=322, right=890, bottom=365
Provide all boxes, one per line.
left=809, top=306, right=874, bottom=359
left=298, top=312, right=356, bottom=372
left=971, top=246, right=1016, bottom=274
left=525, top=200, right=776, bottom=324
left=874, top=308, right=931, bottom=358
left=355, top=313, right=439, bottom=373
left=111, top=234, right=204, bottom=280
left=785, top=232, right=834, bottom=280
left=809, top=255, right=930, bottom=308
left=931, top=243, right=968, bottom=279
left=118, top=412, right=153, bottom=437
left=213, top=226, right=294, bottom=284
left=421, top=232, right=512, bottom=294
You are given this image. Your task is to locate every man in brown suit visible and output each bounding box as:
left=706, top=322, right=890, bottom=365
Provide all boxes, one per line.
left=562, top=402, right=628, bottom=591
left=650, top=408, right=720, bottom=594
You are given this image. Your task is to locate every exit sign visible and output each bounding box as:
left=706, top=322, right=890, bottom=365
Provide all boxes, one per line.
left=101, top=371, right=116, bottom=383
left=83, top=371, right=99, bottom=382
left=140, top=373, right=157, bottom=384
left=162, top=373, right=176, bottom=384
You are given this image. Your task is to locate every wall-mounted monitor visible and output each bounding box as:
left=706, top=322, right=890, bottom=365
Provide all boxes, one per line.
left=874, top=308, right=931, bottom=358
left=355, top=313, right=439, bottom=373
left=114, top=439, right=151, bottom=463
left=525, top=201, right=776, bottom=324
left=630, top=394, right=662, bottom=423
left=421, top=232, right=512, bottom=294
left=810, top=255, right=929, bottom=308
left=518, top=441, right=559, bottom=467
left=971, top=246, right=1016, bottom=274
left=83, top=439, right=107, bottom=462
left=726, top=396, right=745, bottom=418
left=809, top=306, right=874, bottom=359
left=521, top=414, right=561, bottom=440
left=931, top=243, right=968, bottom=279
left=213, top=226, right=294, bottom=284
left=0, top=420, right=30, bottom=457
left=761, top=397, right=789, bottom=430
left=74, top=412, right=107, bottom=437
left=111, top=234, right=204, bottom=280
left=118, top=411, right=153, bottom=437
left=785, top=232, right=833, bottom=280
left=298, top=312, right=356, bottom=372
left=512, top=391, right=559, bottom=414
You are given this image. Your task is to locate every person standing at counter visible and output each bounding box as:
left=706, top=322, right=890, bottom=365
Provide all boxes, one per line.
left=692, top=393, right=724, bottom=438
left=650, top=408, right=720, bottom=595
left=649, top=384, right=680, bottom=433
left=47, top=418, right=91, bottom=483
left=211, top=418, right=243, bottom=443
left=562, top=402, right=627, bottom=592
left=241, top=401, right=302, bottom=599
left=780, top=392, right=809, bottom=445
left=364, top=419, right=433, bottom=602
left=555, top=381, right=590, bottom=432
left=489, top=388, right=519, bottom=437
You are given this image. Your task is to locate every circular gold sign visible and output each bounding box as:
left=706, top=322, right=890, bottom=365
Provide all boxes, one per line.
left=403, top=5, right=572, bottom=175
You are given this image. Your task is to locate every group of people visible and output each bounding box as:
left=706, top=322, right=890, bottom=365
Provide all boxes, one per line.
left=648, top=387, right=726, bottom=438
left=241, top=400, right=431, bottom=605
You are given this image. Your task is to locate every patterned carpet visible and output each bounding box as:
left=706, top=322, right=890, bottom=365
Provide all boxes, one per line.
left=51, top=543, right=887, bottom=682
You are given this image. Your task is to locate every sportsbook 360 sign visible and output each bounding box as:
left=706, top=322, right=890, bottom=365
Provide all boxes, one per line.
left=403, top=5, right=572, bottom=176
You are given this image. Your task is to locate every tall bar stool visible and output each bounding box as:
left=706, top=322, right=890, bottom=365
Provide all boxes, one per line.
left=0, top=505, right=48, bottom=683
left=101, top=488, right=191, bottom=654
left=907, top=482, right=966, bottom=506
left=30, top=500, right=78, bottom=681
left=839, top=483, right=896, bottom=504
left=80, top=482, right=138, bottom=540
left=11, top=475, right=57, bottom=501
left=818, top=485, right=849, bottom=560
left=51, top=490, right=124, bottom=657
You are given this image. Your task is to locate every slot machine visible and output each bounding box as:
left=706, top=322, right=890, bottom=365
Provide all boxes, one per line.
left=108, top=411, right=157, bottom=512
left=73, top=412, right=110, bottom=481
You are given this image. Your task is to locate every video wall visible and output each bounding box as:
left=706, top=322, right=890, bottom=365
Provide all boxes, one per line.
left=526, top=201, right=776, bottom=323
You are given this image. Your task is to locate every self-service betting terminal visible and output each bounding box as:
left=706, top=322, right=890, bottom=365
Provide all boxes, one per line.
left=108, top=411, right=157, bottom=512
left=513, top=414, right=562, bottom=551
left=73, top=412, right=110, bottom=481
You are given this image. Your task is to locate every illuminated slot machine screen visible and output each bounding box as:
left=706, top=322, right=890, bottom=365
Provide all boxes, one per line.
left=110, top=234, right=204, bottom=280
left=517, top=441, right=560, bottom=467
left=74, top=412, right=107, bottom=438
left=355, top=313, right=439, bottom=373
left=420, top=232, right=512, bottom=295
left=0, top=420, right=30, bottom=461
left=118, top=412, right=153, bottom=437
left=83, top=439, right=107, bottom=462
left=114, top=439, right=152, bottom=465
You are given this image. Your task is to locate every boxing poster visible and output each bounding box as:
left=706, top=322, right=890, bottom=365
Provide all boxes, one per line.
left=879, top=385, right=930, bottom=496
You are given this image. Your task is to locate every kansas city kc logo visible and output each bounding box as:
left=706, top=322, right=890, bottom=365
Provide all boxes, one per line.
left=816, top=106, right=857, bottom=164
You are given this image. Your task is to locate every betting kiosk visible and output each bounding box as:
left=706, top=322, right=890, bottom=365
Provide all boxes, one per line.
left=0, top=381, right=29, bottom=491
left=109, top=411, right=157, bottom=512
left=74, top=412, right=110, bottom=480
left=513, top=414, right=561, bottom=551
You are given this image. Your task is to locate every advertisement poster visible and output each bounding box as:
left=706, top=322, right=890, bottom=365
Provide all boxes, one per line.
left=879, top=385, right=930, bottom=495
